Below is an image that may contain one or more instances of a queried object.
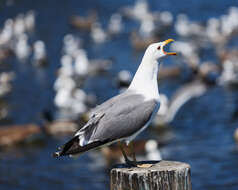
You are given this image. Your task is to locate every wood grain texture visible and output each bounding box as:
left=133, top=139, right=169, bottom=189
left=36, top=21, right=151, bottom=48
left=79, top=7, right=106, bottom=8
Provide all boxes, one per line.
left=110, top=160, right=191, bottom=190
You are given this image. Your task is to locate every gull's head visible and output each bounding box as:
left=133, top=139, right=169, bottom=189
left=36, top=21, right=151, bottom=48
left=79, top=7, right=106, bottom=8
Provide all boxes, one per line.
left=146, top=39, right=177, bottom=60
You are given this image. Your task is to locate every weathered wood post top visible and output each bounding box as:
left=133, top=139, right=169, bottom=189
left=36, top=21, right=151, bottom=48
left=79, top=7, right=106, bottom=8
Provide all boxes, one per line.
left=111, top=160, right=191, bottom=190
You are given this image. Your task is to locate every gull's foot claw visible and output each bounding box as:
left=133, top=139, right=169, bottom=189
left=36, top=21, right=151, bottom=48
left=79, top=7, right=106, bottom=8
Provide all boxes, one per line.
left=125, top=159, right=154, bottom=168
left=125, top=159, right=137, bottom=167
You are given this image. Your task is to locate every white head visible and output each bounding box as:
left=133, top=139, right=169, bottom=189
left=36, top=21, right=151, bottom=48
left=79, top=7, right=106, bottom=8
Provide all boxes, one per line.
left=144, top=39, right=177, bottom=61
left=129, top=39, right=177, bottom=97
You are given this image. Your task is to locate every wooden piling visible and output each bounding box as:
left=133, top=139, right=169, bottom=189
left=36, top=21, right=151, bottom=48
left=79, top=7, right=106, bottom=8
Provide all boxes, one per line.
left=110, top=160, right=191, bottom=190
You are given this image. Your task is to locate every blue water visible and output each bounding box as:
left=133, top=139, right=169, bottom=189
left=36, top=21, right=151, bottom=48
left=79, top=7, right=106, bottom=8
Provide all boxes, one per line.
left=1, top=0, right=238, bottom=190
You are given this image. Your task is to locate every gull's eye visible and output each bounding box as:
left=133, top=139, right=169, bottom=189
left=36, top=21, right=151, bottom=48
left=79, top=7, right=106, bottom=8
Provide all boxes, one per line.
left=157, top=46, right=161, bottom=50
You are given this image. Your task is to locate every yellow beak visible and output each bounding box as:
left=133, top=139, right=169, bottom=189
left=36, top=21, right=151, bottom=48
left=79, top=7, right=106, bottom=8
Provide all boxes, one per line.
left=163, top=39, right=177, bottom=55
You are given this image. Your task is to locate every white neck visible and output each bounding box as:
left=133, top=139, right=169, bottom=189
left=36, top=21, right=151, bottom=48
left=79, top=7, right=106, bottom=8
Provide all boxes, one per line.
left=128, top=53, right=160, bottom=101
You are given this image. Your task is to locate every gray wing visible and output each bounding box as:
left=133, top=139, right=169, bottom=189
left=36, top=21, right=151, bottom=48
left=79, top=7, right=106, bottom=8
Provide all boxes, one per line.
left=79, top=90, right=159, bottom=144
left=54, top=90, right=159, bottom=156
left=89, top=90, right=133, bottom=116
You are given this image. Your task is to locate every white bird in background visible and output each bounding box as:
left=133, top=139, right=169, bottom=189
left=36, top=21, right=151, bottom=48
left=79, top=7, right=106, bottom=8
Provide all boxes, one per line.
left=0, top=19, right=14, bottom=46
left=220, top=7, right=238, bottom=37
left=108, top=13, right=123, bottom=36
left=170, top=41, right=200, bottom=70
left=175, top=14, right=205, bottom=39
left=33, top=40, right=47, bottom=67
left=139, top=17, right=155, bottom=38
left=206, top=18, right=221, bottom=44
left=133, top=0, right=150, bottom=21
left=15, top=33, right=31, bottom=61
left=54, top=88, right=73, bottom=109
left=175, top=14, right=190, bottom=37
left=74, top=49, right=90, bottom=77
left=24, top=10, right=35, bottom=32
left=153, top=81, right=207, bottom=127
left=0, top=72, right=15, bottom=98
left=90, top=22, right=107, bottom=44
left=219, top=49, right=238, bottom=85
left=70, top=89, right=88, bottom=115
left=159, top=11, right=173, bottom=27
left=63, top=34, right=81, bottom=57
left=170, top=41, right=198, bottom=58
left=58, top=55, right=74, bottom=77
left=117, top=70, right=133, bottom=88
left=91, top=22, right=107, bottom=44
left=54, top=83, right=88, bottom=118
left=14, top=14, right=25, bottom=37
left=54, top=65, right=78, bottom=112
left=218, top=60, right=238, bottom=86
left=54, top=74, right=76, bottom=93
left=145, top=140, right=162, bottom=161
left=123, top=0, right=151, bottom=22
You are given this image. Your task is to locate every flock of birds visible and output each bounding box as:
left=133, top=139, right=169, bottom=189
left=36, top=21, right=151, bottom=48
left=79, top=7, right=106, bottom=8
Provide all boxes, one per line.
left=0, top=0, right=238, bottom=164
left=0, top=10, right=47, bottom=65
left=0, top=10, right=48, bottom=121
left=54, top=33, right=113, bottom=120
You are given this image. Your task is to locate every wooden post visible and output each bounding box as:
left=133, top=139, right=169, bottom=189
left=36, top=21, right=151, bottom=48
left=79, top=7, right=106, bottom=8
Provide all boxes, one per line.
left=110, top=160, right=191, bottom=190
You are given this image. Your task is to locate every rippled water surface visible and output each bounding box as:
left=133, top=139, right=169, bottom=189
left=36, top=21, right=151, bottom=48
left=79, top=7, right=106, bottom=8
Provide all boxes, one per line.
left=1, top=0, right=238, bottom=190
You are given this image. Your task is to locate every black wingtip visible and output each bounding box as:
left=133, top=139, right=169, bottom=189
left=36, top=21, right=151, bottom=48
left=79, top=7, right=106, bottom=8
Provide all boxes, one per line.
left=52, top=136, right=80, bottom=157
left=53, top=136, right=109, bottom=158
left=52, top=145, right=64, bottom=157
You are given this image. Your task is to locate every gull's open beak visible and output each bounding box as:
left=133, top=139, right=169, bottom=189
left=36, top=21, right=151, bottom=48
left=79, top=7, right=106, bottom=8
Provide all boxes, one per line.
left=162, top=39, right=177, bottom=56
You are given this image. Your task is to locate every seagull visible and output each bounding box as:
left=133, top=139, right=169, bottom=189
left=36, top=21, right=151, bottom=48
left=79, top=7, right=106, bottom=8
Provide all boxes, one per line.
left=53, top=39, right=176, bottom=166
left=24, top=10, right=35, bottom=32
left=32, top=40, right=47, bottom=67
left=153, top=80, right=207, bottom=127
left=107, top=13, right=123, bottom=36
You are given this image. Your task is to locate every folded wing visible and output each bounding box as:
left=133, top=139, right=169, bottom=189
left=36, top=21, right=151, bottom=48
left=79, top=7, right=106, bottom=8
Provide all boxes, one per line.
left=54, top=90, right=158, bottom=157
